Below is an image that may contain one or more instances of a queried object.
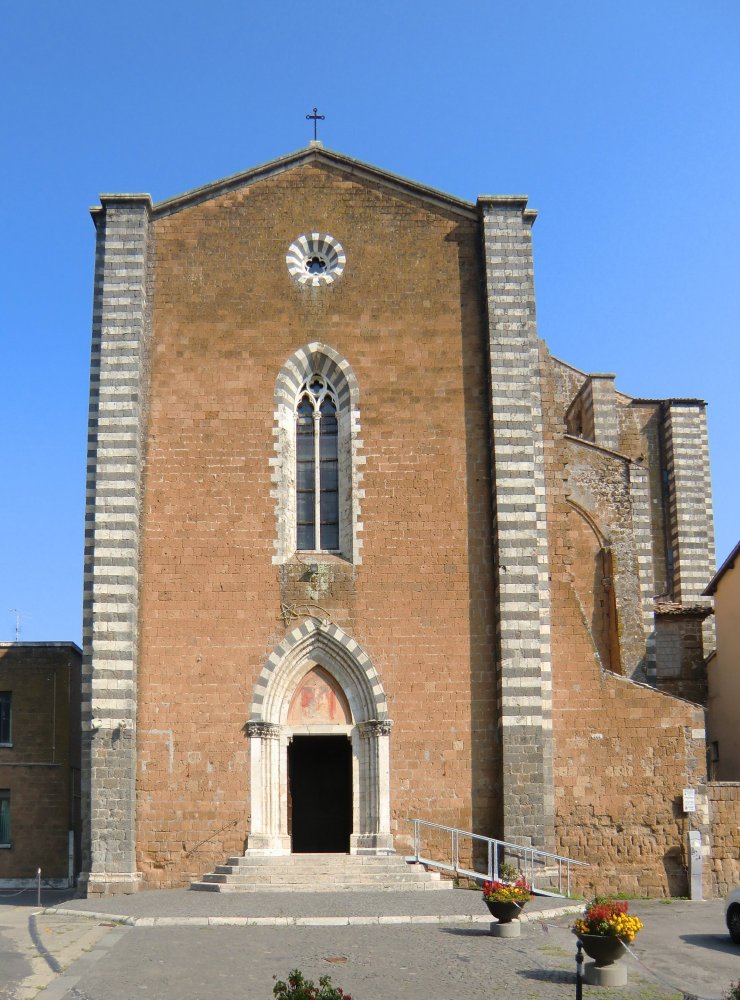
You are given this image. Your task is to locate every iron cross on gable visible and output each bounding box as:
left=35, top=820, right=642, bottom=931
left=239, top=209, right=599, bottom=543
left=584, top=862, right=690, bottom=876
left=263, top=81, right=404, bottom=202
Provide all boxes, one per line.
left=306, top=106, right=325, bottom=141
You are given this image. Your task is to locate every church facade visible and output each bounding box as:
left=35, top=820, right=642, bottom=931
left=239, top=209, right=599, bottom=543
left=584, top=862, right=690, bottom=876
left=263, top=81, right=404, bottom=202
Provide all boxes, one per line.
left=81, top=146, right=716, bottom=896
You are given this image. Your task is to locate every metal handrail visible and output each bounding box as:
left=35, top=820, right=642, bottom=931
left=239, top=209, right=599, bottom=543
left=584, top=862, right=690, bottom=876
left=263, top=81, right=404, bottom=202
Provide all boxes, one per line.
left=409, top=818, right=589, bottom=898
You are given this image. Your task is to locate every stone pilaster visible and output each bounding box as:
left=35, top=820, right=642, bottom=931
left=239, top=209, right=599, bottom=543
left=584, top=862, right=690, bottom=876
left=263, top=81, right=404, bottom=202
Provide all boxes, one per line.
left=662, top=400, right=716, bottom=648
left=80, top=195, right=152, bottom=895
left=245, top=722, right=290, bottom=855
left=352, top=720, right=393, bottom=854
left=629, top=462, right=657, bottom=682
left=479, top=196, right=554, bottom=851
left=588, top=374, right=620, bottom=452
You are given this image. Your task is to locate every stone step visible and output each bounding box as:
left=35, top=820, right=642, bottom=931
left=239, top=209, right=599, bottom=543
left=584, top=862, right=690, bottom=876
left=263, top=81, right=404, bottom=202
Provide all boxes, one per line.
left=222, top=853, right=404, bottom=868
left=202, top=870, right=435, bottom=884
left=216, top=858, right=420, bottom=876
left=191, top=854, right=452, bottom=893
left=191, top=878, right=452, bottom=893
left=211, top=868, right=432, bottom=880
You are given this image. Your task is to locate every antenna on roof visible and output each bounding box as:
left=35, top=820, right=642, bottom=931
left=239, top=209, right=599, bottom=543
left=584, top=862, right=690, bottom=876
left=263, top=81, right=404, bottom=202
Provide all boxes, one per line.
left=9, top=609, right=29, bottom=642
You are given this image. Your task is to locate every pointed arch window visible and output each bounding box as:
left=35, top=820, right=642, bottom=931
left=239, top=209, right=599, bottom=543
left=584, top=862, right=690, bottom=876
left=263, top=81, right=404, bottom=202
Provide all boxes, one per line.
left=273, top=343, right=362, bottom=565
left=296, top=374, right=339, bottom=551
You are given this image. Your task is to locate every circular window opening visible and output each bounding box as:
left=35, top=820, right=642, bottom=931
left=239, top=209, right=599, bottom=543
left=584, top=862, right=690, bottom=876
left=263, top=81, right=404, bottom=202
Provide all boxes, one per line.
left=287, top=234, right=346, bottom=287
left=306, top=255, right=328, bottom=275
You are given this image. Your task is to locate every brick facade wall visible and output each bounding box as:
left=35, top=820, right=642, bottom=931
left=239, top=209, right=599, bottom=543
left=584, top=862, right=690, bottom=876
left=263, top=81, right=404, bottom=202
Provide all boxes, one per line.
left=0, top=644, right=81, bottom=884
left=132, top=161, right=497, bottom=886
left=706, top=548, right=740, bottom=779
left=83, top=149, right=723, bottom=896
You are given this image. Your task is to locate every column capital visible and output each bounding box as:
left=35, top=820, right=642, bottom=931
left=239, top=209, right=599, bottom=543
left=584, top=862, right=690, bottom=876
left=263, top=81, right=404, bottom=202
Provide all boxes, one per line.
left=358, top=719, right=393, bottom=739
left=477, top=195, right=537, bottom=224
left=246, top=721, right=282, bottom=740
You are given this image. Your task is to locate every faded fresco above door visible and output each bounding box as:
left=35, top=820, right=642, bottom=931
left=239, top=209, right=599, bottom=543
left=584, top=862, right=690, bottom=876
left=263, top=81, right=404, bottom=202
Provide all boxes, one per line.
left=287, top=665, right=352, bottom=725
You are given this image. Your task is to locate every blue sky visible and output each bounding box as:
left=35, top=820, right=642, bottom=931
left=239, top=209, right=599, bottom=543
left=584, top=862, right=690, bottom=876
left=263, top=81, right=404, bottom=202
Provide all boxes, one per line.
left=1, top=2, right=738, bottom=643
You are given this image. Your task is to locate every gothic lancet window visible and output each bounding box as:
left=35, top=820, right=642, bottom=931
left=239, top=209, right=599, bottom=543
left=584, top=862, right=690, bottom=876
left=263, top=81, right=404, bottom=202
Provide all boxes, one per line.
left=272, top=343, right=362, bottom=566
left=296, top=375, right=339, bottom=551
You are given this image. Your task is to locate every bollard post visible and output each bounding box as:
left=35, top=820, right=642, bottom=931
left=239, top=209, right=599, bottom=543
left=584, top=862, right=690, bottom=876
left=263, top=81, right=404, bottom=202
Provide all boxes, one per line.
left=37, top=867, right=41, bottom=908
left=575, top=939, right=583, bottom=1000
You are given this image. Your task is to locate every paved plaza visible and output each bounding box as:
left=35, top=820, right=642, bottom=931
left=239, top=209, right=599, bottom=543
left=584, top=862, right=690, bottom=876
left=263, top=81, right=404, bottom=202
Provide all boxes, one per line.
left=0, top=890, right=737, bottom=1000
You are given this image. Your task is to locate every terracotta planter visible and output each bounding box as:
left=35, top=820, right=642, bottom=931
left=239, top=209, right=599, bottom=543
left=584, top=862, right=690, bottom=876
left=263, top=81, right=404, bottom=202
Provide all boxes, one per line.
left=484, top=899, right=526, bottom=923
left=575, top=932, right=627, bottom=967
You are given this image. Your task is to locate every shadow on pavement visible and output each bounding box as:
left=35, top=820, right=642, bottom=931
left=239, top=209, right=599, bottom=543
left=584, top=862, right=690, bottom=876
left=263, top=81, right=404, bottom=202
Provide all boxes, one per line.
left=438, top=926, right=490, bottom=938
left=517, top=969, right=576, bottom=984
left=680, top=932, right=737, bottom=955
left=0, top=888, right=79, bottom=909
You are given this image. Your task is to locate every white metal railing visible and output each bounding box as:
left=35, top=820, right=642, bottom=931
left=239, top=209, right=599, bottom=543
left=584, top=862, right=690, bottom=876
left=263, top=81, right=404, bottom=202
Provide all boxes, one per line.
left=409, top=819, right=589, bottom=897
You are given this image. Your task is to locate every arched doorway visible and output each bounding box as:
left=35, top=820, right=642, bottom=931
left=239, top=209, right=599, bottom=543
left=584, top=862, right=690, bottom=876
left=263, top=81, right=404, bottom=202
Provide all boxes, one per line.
left=287, top=665, right=352, bottom=853
left=245, top=619, right=393, bottom=856
left=289, top=735, right=352, bottom=852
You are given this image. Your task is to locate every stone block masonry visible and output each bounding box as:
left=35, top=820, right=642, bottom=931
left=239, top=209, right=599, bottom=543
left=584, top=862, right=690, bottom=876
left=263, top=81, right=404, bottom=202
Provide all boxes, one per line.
left=81, top=196, right=152, bottom=895
left=707, top=783, right=740, bottom=897
left=129, top=157, right=497, bottom=887
left=80, top=147, right=723, bottom=896
left=479, top=196, right=554, bottom=851
left=663, top=402, right=715, bottom=621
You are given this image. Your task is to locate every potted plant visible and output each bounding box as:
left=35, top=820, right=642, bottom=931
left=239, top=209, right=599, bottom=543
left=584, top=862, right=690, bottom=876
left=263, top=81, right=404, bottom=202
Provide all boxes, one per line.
left=482, top=875, right=531, bottom=924
left=273, top=969, right=351, bottom=1000
left=573, top=897, right=643, bottom=967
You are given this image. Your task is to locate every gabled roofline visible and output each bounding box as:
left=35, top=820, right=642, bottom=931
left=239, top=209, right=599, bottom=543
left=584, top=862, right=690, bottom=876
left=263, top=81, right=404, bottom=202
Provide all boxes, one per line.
left=703, top=540, right=740, bottom=596
left=149, top=144, right=480, bottom=222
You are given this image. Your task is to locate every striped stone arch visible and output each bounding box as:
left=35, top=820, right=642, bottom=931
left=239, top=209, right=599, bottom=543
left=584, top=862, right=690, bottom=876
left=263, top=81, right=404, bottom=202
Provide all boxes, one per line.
left=271, top=343, right=364, bottom=565
left=246, top=619, right=393, bottom=856
left=274, top=342, right=359, bottom=412
left=250, top=619, right=388, bottom=724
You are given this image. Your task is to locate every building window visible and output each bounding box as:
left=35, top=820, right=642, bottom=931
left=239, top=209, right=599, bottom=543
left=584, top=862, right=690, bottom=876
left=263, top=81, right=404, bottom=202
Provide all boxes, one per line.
left=709, top=740, right=720, bottom=780
left=0, top=791, right=9, bottom=846
left=272, top=343, right=363, bottom=565
left=296, top=375, right=339, bottom=551
left=0, top=693, right=10, bottom=745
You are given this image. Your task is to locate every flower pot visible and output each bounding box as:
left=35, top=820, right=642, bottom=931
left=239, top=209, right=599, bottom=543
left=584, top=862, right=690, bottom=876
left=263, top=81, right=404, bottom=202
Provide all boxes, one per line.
left=485, top=899, right=526, bottom=924
left=575, top=932, right=627, bottom=967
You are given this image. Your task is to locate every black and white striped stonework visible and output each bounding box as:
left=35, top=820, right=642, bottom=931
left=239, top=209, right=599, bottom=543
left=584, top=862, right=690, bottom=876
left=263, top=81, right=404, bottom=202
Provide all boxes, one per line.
left=250, top=618, right=388, bottom=724
left=663, top=401, right=716, bottom=648
left=479, top=195, right=555, bottom=852
left=81, top=194, right=152, bottom=895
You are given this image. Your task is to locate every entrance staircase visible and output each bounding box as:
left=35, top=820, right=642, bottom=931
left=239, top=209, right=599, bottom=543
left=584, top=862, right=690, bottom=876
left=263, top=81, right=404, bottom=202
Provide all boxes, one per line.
left=191, top=853, right=452, bottom=892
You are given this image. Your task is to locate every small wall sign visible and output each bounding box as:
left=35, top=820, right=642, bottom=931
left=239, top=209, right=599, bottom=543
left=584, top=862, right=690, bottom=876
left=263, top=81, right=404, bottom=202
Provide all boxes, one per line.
left=683, top=788, right=696, bottom=813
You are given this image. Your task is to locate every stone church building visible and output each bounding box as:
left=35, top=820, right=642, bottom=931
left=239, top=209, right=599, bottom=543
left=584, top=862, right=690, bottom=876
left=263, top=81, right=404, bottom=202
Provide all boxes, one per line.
left=82, top=144, right=718, bottom=897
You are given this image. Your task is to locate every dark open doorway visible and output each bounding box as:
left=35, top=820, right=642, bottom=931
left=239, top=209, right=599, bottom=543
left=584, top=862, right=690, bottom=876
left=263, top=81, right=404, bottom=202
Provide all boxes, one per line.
left=288, top=735, right=352, bottom=853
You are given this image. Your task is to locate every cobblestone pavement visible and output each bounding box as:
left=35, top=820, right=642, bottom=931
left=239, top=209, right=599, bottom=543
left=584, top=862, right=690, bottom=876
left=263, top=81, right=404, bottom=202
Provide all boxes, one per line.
left=35, top=919, right=689, bottom=1000
left=49, top=886, right=578, bottom=924
left=2, top=893, right=736, bottom=1000
left=0, top=893, right=117, bottom=1000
